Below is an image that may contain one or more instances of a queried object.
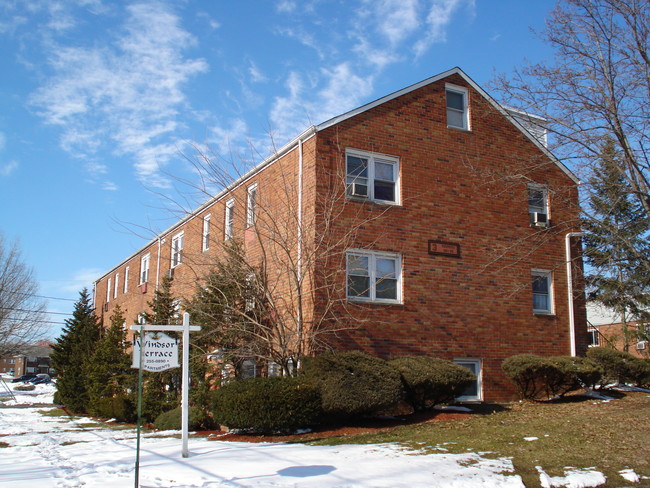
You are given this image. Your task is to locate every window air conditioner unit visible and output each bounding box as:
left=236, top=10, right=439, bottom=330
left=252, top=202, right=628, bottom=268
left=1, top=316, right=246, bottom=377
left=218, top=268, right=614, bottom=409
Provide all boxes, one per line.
left=637, top=341, right=648, bottom=350
left=349, top=182, right=368, bottom=198
left=531, top=212, right=548, bottom=228
left=139, top=282, right=147, bottom=294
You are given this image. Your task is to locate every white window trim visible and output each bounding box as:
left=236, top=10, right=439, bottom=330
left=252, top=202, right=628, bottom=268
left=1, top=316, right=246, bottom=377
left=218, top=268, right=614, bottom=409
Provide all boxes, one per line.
left=171, top=231, right=184, bottom=268
left=106, top=277, right=112, bottom=303
left=140, top=254, right=150, bottom=284
left=445, top=83, right=470, bottom=131
left=114, top=273, right=119, bottom=299
left=124, top=266, right=130, bottom=294
left=225, top=198, right=235, bottom=240
left=247, top=183, right=258, bottom=227
left=454, top=358, right=482, bottom=402
left=202, top=214, right=211, bottom=252
left=345, top=149, right=400, bottom=205
left=346, top=249, right=402, bottom=304
left=532, top=269, right=554, bottom=315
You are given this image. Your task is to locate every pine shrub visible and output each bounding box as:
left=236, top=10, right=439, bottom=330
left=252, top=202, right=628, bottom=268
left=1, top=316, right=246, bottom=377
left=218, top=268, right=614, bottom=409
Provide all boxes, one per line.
left=389, top=356, right=475, bottom=409
left=586, top=347, right=640, bottom=386
left=211, top=377, right=322, bottom=434
left=502, top=354, right=559, bottom=400
left=626, top=358, right=650, bottom=387
left=90, top=395, right=136, bottom=423
left=547, top=356, right=602, bottom=395
left=300, top=351, right=405, bottom=419
left=154, top=405, right=215, bottom=431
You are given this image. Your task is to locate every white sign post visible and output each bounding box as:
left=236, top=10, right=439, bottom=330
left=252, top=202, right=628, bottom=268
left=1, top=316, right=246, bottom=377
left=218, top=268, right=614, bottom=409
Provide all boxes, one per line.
left=131, top=312, right=201, bottom=463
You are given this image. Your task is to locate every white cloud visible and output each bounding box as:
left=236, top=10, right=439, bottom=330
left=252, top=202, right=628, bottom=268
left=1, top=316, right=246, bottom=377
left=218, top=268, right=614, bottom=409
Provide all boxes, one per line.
left=29, top=1, right=208, bottom=188
left=414, top=0, right=475, bottom=56
left=276, top=1, right=298, bottom=13
left=248, top=61, right=267, bottom=83
left=1, top=160, right=19, bottom=177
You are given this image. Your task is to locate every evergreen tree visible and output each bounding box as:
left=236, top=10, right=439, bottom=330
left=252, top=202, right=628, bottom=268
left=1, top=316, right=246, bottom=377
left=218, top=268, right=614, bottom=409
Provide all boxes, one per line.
left=51, top=288, right=101, bottom=412
left=87, top=305, right=136, bottom=419
left=583, top=139, right=650, bottom=351
left=139, top=276, right=180, bottom=422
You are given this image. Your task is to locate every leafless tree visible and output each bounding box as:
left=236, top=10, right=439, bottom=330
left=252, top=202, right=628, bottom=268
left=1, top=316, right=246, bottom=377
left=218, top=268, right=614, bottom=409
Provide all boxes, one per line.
left=0, top=233, right=48, bottom=357
left=492, top=0, right=650, bottom=273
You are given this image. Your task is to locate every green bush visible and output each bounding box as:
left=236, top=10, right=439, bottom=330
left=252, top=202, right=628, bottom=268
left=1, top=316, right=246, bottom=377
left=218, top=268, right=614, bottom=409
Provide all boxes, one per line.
left=13, top=384, right=35, bottom=392
left=211, top=377, right=322, bottom=434
left=389, top=356, right=475, bottom=409
left=626, top=358, right=650, bottom=387
left=154, top=405, right=215, bottom=431
left=90, top=395, right=136, bottom=422
left=502, top=354, right=557, bottom=400
left=586, top=347, right=642, bottom=387
left=547, top=356, right=602, bottom=395
left=300, top=351, right=405, bottom=419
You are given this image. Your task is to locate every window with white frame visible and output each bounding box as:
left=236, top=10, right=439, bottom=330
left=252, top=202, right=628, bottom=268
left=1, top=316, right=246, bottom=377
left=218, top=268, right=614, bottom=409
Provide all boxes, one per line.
left=346, top=149, right=399, bottom=204
left=171, top=231, right=184, bottom=268
left=588, top=328, right=600, bottom=347
left=446, top=84, right=469, bottom=130
left=140, top=254, right=150, bottom=284
left=532, top=269, right=553, bottom=314
left=106, top=277, right=112, bottom=302
left=247, top=183, right=257, bottom=227
left=528, top=184, right=549, bottom=227
left=454, top=359, right=482, bottom=401
left=114, top=273, right=119, bottom=299
left=225, top=198, right=235, bottom=240
left=240, top=359, right=256, bottom=379
left=124, top=266, right=130, bottom=293
left=346, top=250, right=401, bottom=303
left=202, top=214, right=211, bottom=252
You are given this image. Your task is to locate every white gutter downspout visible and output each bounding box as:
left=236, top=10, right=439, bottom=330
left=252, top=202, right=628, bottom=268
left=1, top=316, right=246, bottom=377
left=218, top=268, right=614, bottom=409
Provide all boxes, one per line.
left=565, top=232, right=583, bottom=356
left=296, top=138, right=304, bottom=362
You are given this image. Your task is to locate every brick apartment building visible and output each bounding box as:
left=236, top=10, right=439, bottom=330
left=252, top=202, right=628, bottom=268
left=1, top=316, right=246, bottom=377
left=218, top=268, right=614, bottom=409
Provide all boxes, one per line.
left=93, top=67, right=588, bottom=402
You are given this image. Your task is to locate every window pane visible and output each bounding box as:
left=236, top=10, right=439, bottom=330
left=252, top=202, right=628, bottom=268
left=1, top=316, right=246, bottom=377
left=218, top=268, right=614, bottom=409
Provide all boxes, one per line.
left=347, top=255, right=369, bottom=276
left=375, top=278, right=397, bottom=300
left=347, top=156, right=368, bottom=178
left=347, top=176, right=368, bottom=197
left=374, top=181, right=395, bottom=201
left=532, top=275, right=549, bottom=294
left=348, top=276, right=370, bottom=298
left=447, top=109, right=464, bottom=128
left=528, top=189, right=545, bottom=210
left=376, top=258, right=396, bottom=278
left=533, top=293, right=549, bottom=311
left=446, top=91, right=464, bottom=110
left=375, top=161, right=394, bottom=181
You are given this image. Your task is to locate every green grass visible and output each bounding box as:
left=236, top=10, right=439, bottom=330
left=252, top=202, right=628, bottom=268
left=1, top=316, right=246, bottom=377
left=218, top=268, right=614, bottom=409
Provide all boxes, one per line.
left=306, top=391, right=650, bottom=487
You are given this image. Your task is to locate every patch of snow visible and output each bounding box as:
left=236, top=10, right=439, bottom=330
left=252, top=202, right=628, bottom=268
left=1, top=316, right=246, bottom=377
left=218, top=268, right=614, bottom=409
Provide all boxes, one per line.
left=438, top=405, right=473, bottom=413
left=619, top=469, right=639, bottom=483
left=612, top=385, right=650, bottom=394
left=582, top=389, right=614, bottom=402
left=537, top=466, right=606, bottom=488
left=0, top=401, right=528, bottom=488
left=524, top=437, right=538, bottom=442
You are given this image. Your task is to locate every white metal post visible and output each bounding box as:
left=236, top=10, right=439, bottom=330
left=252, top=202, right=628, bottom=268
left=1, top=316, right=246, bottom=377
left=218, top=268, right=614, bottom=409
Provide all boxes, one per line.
left=181, top=312, right=190, bottom=458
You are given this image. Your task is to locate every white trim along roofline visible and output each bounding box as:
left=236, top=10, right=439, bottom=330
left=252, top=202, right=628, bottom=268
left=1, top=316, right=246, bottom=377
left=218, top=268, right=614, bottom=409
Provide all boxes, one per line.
left=93, top=67, right=579, bottom=285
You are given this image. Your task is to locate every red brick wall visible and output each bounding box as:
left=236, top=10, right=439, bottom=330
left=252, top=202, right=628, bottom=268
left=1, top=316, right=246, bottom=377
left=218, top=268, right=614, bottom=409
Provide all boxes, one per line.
left=311, top=74, right=586, bottom=401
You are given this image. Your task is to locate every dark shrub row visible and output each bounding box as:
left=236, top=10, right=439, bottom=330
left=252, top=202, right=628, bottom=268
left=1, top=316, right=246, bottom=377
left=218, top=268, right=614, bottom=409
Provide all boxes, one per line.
left=586, top=347, right=650, bottom=388
left=502, top=354, right=602, bottom=400
left=154, top=405, right=216, bottom=431
left=503, top=350, right=650, bottom=400
left=209, top=352, right=475, bottom=434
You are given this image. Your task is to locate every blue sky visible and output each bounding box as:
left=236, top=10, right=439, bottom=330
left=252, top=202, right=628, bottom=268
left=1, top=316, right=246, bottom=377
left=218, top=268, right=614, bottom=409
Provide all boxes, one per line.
left=0, top=0, right=557, bottom=337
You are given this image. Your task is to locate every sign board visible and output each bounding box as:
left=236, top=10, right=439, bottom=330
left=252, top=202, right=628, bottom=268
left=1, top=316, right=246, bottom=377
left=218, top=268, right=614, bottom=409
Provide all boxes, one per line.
left=428, top=240, right=461, bottom=258
left=131, top=332, right=179, bottom=372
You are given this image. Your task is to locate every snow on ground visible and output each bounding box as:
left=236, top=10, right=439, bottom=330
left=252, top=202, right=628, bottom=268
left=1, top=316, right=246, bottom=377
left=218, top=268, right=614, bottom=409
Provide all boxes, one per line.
left=0, top=379, right=637, bottom=488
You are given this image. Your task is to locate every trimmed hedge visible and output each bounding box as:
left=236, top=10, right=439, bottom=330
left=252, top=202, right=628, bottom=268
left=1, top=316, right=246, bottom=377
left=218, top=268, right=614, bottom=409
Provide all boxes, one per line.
left=300, top=351, right=405, bottom=419
left=389, top=356, right=475, bottom=409
left=586, top=347, right=650, bottom=387
left=154, top=405, right=215, bottom=431
left=211, top=377, right=322, bottom=434
left=90, top=395, right=136, bottom=422
left=502, top=354, right=603, bottom=400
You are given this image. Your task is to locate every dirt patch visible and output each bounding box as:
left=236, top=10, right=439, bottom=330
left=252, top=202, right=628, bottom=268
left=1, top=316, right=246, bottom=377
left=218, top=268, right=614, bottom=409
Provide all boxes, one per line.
left=200, top=409, right=471, bottom=443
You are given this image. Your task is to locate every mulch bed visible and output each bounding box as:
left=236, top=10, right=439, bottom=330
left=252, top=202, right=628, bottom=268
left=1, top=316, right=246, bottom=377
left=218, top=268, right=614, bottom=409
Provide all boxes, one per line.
left=199, top=409, right=472, bottom=443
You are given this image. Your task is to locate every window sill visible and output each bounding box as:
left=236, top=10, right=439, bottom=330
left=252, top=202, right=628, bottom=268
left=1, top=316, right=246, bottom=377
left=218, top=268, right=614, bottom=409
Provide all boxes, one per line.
left=447, top=125, right=472, bottom=132
left=347, top=297, right=403, bottom=306
left=346, top=196, right=401, bottom=206
left=533, top=311, right=555, bottom=317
